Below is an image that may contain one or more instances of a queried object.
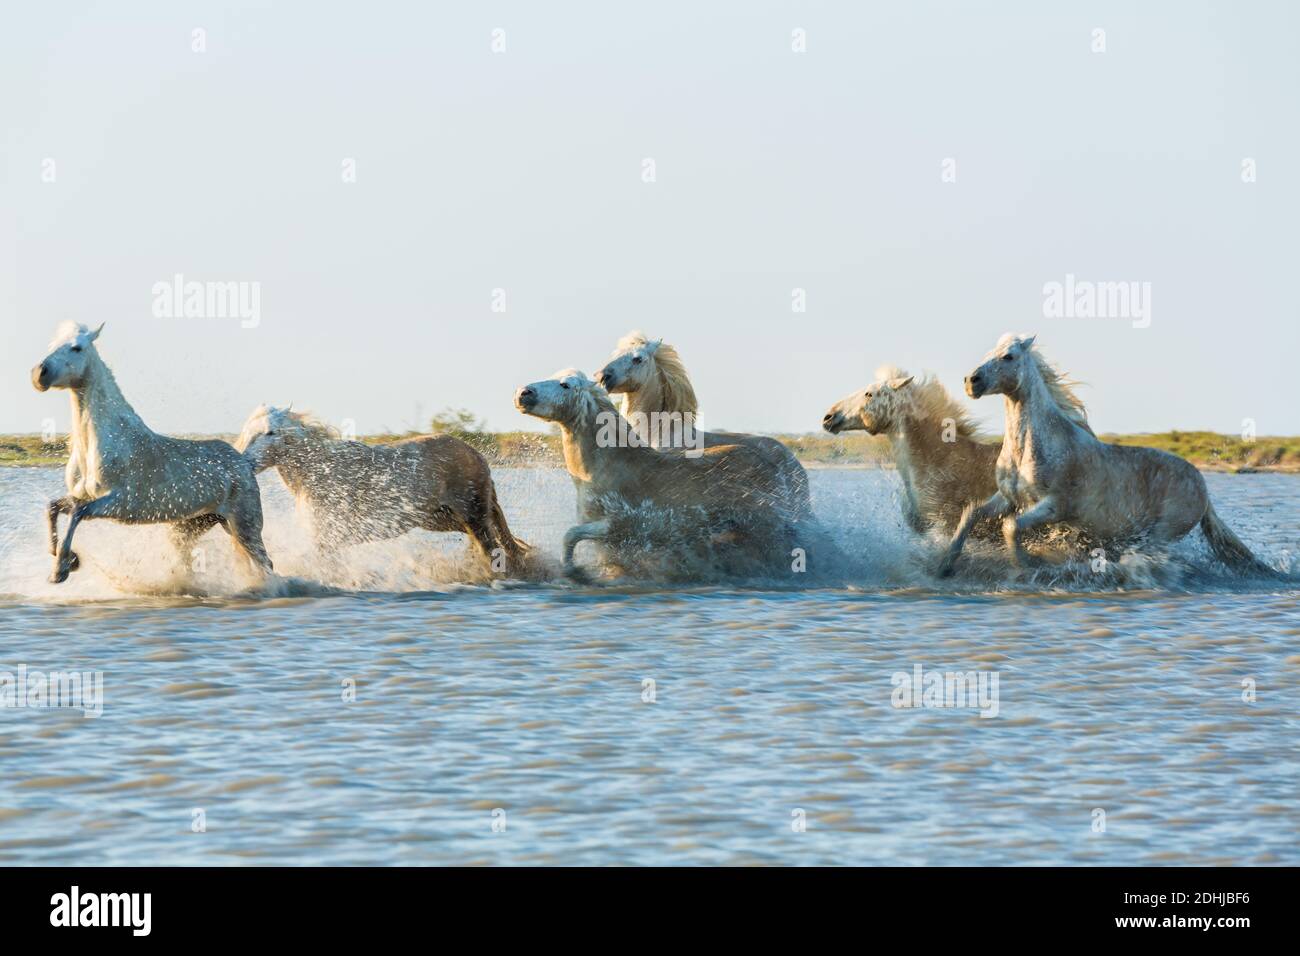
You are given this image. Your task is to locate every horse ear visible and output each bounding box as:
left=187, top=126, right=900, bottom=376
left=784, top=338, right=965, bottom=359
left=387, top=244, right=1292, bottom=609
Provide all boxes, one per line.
left=648, top=339, right=662, bottom=353
left=888, top=375, right=914, bottom=390
left=1019, top=335, right=1036, bottom=351
left=89, top=322, right=105, bottom=341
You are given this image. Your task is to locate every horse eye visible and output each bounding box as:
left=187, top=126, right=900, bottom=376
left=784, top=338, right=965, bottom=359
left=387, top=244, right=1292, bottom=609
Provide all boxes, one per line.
left=70, top=346, right=81, bottom=353
left=632, top=356, right=643, bottom=364
left=561, top=382, right=570, bottom=390
left=1002, top=354, right=1013, bottom=361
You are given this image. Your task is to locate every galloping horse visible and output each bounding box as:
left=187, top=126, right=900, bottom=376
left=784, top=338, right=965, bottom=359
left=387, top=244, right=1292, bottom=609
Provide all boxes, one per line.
left=824, top=366, right=1002, bottom=537
left=514, top=369, right=795, bottom=578
left=234, top=406, right=529, bottom=575
left=31, top=323, right=273, bottom=584
left=938, top=334, right=1276, bottom=577
left=595, top=332, right=812, bottom=520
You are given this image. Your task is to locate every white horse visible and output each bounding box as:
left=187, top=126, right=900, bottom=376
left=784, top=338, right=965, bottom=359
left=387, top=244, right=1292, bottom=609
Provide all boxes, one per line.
left=31, top=323, right=272, bottom=585
left=938, top=333, right=1276, bottom=577
left=595, top=332, right=812, bottom=519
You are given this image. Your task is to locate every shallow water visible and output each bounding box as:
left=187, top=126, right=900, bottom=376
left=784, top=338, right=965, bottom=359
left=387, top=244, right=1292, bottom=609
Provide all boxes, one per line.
left=1, top=465, right=1297, bottom=865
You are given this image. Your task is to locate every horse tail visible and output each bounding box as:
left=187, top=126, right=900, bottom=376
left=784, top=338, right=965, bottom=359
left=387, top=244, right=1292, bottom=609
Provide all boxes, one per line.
left=1200, top=503, right=1278, bottom=577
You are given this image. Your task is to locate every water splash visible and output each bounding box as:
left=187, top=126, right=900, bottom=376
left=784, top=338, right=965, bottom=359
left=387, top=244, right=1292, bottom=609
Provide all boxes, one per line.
left=0, top=466, right=1293, bottom=604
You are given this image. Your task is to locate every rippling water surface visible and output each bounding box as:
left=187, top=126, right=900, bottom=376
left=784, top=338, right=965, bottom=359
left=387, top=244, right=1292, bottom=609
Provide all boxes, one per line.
left=1, top=465, right=1297, bottom=865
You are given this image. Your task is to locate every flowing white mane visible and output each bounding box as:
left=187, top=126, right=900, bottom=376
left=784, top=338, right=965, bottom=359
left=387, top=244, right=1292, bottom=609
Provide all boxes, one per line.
left=555, top=368, right=620, bottom=423
left=613, top=331, right=698, bottom=416
left=995, top=335, right=1093, bottom=434
left=280, top=408, right=341, bottom=441
left=875, top=364, right=982, bottom=438
left=49, top=321, right=94, bottom=349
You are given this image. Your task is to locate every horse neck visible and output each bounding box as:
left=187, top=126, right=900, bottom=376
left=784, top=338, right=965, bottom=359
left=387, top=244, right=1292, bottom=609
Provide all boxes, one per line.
left=1002, top=366, right=1080, bottom=453
left=893, top=409, right=949, bottom=471
left=619, top=372, right=666, bottom=440
left=68, top=353, right=153, bottom=455
left=561, top=398, right=643, bottom=482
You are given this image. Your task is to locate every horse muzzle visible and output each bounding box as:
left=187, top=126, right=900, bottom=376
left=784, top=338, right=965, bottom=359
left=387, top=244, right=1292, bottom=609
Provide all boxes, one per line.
left=31, top=364, right=50, bottom=392
left=964, top=374, right=985, bottom=399
left=514, top=387, right=538, bottom=412
left=822, top=412, right=843, bottom=434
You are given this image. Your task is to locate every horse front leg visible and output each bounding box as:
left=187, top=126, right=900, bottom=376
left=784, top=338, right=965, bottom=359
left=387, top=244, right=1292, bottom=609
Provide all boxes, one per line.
left=1003, top=496, right=1058, bottom=571
left=938, top=492, right=1011, bottom=578
left=46, top=496, right=77, bottom=558
left=50, top=492, right=120, bottom=584
left=562, top=519, right=610, bottom=582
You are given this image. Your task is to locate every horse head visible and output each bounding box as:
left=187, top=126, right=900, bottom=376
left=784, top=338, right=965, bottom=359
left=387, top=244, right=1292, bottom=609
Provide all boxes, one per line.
left=595, top=331, right=661, bottom=394
left=824, top=367, right=914, bottom=435
left=965, top=334, right=1036, bottom=400
left=233, top=404, right=307, bottom=470
left=32, top=322, right=104, bottom=392
left=514, top=369, right=610, bottom=428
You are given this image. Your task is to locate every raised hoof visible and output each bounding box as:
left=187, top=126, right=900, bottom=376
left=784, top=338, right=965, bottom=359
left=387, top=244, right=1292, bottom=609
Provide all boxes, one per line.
left=936, top=561, right=957, bottom=579
left=68, top=551, right=80, bottom=572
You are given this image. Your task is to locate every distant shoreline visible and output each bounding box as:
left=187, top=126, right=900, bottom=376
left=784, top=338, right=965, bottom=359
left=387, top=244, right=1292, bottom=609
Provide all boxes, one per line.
left=4, top=430, right=1297, bottom=474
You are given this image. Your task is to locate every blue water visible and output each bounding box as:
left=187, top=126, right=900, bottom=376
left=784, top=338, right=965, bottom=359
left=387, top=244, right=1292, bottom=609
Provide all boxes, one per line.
left=0, top=466, right=1297, bottom=864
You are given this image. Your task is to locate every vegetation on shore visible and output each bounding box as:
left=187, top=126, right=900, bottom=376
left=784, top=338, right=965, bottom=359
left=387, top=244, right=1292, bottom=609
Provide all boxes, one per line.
left=2, top=412, right=1296, bottom=472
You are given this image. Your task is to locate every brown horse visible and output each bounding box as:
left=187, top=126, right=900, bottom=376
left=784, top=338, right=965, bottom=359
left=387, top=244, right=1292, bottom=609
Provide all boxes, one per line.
left=824, top=366, right=1002, bottom=538
left=234, top=406, right=528, bottom=575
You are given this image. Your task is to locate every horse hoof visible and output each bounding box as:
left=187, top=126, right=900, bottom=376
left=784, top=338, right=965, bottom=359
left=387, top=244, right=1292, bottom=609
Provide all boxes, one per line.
left=49, top=565, right=70, bottom=584
left=67, top=552, right=80, bottom=572
left=564, top=565, right=592, bottom=585
left=936, top=562, right=956, bottom=579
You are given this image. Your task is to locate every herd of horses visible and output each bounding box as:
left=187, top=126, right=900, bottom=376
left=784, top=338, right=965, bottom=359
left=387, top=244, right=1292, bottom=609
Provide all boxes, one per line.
left=29, top=322, right=1279, bottom=589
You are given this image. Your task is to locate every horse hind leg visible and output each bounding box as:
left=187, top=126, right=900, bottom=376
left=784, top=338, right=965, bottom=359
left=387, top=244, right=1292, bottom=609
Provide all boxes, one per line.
left=169, top=514, right=223, bottom=578
left=463, top=509, right=507, bottom=574
left=479, top=491, right=530, bottom=576
left=454, top=483, right=526, bottom=577
left=224, top=499, right=274, bottom=584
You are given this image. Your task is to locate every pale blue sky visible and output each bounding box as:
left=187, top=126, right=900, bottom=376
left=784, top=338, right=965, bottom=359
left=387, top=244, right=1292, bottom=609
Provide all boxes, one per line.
left=3, top=1, right=1298, bottom=436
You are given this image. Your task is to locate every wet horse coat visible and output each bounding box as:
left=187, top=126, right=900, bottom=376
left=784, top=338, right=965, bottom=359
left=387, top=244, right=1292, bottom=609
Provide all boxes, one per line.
left=234, top=406, right=528, bottom=574
left=31, top=323, right=272, bottom=585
